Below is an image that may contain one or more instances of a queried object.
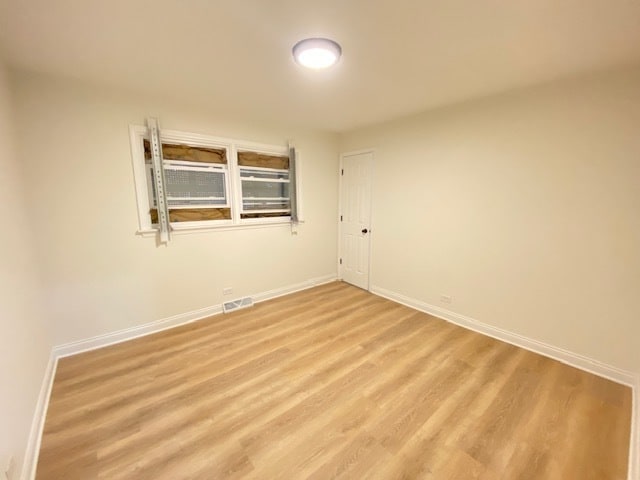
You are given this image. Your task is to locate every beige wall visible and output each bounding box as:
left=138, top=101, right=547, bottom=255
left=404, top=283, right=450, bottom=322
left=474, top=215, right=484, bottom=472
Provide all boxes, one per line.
left=3, top=60, right=639, bottom=477
left=341, top=67, right=640, bottom=373
left=0, top=63, right=52, bottom=477
left=11, top=72, right=339, bottom=346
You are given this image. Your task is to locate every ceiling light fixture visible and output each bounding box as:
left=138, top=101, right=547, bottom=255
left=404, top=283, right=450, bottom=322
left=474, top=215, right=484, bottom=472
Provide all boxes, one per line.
left=292, top=38, right=342, bottom=69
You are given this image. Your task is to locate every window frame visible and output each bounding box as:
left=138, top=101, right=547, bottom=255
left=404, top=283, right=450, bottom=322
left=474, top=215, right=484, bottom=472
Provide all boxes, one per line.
left=129, top=125, right=302, bottom=236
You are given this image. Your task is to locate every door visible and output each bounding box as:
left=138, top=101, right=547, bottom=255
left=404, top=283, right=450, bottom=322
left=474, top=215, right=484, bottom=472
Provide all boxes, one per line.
left=340, top=151, right=373, bottom=290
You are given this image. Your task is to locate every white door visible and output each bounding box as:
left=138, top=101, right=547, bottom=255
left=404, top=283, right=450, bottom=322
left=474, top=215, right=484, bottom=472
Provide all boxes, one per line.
left=340, top=151, right=373, bottom=290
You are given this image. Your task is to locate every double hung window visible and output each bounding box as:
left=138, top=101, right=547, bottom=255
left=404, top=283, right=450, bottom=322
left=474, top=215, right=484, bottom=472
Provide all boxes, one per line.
left=130, top=124, right=300, bottom=236
left=238, top=151, right=291, bottom=219
left=144, top=140, right=232, bottom=223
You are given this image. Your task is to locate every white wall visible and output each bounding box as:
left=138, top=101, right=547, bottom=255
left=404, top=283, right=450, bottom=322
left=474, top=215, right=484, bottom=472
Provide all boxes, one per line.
left=4, top=61, right=639, bottom=478
left=0, top=63, right=52, bottom=477
left=341, top=67, right=640, bottom=374
left=11, top=71, right=339, bottom=347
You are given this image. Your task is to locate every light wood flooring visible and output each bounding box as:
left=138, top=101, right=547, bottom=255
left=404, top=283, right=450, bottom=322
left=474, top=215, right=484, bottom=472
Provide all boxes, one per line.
left=37, top=281, right=632, bottom=479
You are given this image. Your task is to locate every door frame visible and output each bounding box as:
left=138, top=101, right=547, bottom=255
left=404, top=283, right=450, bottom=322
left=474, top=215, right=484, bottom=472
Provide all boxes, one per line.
left=338, top=149, right=375, bottom=291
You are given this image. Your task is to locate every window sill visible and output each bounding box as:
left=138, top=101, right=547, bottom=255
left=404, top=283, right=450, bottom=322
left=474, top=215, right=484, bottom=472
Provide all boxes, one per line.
left=136, top=219, right=301, bottom=237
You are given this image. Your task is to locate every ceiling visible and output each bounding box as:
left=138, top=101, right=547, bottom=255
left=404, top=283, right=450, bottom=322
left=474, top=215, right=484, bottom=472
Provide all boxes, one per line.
left=1, top=0, right=640, bottom=132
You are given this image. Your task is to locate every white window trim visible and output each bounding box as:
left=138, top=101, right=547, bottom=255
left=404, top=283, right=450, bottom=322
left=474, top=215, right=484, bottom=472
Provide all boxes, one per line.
left=129, top=125, right=303, bottom=236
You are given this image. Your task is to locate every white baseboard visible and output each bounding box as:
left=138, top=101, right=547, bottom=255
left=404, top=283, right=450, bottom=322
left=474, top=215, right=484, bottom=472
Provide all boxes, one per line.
left=20, top=353, right=57, bottom=480
left=53, top=274, right=337, bottom=359
left=632, top=378, right=640, bottom=480
left=25, top=276, right=635, bottom=479
left=252, top=274, right=337, bottom=303
left=371, top=285, right=636, bottom=385
left=371, top=284, right=640, bottom=480
left=53, top=304, right=224, bottom=359
left=22, top=273, right=337, bottom=480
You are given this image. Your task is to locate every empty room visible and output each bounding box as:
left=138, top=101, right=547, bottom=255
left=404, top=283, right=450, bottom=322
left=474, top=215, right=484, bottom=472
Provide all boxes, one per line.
left=1, top=1, right=639, bottom=479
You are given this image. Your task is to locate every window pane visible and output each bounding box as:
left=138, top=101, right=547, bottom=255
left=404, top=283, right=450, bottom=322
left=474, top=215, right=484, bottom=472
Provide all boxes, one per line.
left=150, top=165, right=228, bottom=207
left=241, top=180, right=289, bottom=211
left=242, top=201, right=291, bottom=211
left=240, top=161, right=291, bottom=215
left=241, top=180, right=289, bottom=199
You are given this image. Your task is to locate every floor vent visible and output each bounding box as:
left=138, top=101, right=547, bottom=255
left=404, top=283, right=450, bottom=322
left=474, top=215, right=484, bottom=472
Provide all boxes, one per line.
left=223, top=297, right=254, bottom=313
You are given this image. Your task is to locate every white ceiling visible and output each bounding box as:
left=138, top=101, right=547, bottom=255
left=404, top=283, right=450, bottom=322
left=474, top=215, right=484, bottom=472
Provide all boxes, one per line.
left=1, top=0, right=640, bottom=132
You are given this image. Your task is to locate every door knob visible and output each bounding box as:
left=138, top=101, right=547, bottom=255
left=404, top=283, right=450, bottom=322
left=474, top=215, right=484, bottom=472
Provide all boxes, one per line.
left=361, top=228, right=368, bottom=234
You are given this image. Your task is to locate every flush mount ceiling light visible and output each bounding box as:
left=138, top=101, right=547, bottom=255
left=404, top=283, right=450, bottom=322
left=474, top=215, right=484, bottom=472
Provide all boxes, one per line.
left=292, top=38, right=342, bottom=69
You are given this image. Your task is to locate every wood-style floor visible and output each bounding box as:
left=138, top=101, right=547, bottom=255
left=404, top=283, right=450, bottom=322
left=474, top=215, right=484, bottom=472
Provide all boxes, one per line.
left=37, top=282, right=632, bottom=479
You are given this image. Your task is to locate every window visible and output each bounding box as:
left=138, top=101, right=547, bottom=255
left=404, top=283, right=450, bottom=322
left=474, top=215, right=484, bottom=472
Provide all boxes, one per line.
left=238, top=151, right=291, bottom=219
left=130, top=123, right=301, bottom=237
left=144, top=140, right=232, bottom=224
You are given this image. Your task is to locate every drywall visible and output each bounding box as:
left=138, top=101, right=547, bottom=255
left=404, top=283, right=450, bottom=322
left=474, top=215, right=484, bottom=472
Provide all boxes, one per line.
left=11, top=71, right=339, bottom=346
left=0, top=62, right=51, bottom=478
left=341, top=67, right=640, bottom=374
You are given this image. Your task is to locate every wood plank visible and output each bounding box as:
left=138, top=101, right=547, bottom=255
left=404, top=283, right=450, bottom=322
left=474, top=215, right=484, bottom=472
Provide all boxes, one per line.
left=238, top=151, right=289, bottom=170
left=240, top=212, right=290, bottom=219
left=36, top=282, right=632, bottom=479
left=150, top=207, right=231, bottom=223
left=144, top=139, right=226, bottom=164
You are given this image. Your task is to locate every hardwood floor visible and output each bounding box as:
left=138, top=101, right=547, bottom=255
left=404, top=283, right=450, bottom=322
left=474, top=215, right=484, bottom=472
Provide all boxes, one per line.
left=37, top=281, right=632, bottom=479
